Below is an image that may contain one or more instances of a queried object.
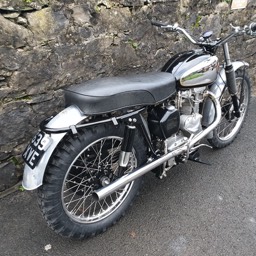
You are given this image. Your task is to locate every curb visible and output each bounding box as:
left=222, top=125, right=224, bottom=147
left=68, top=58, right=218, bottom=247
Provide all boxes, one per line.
left=0, top=181, right=22, bottom=199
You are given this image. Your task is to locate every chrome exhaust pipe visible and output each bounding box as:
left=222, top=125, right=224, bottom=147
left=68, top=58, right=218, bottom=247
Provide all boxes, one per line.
left=92, top=145, right=188, bottom=201
left=93, top=91, right=221, bottom=201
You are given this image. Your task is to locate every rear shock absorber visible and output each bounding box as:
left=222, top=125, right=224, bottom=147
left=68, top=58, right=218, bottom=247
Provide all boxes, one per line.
left=118, top=121, right=136, bottom=167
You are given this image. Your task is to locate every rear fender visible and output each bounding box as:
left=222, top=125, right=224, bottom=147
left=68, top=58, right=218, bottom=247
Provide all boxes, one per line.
left=22, top=105, right=87, bottom=190
left=202, top=61, right=249, bottom=138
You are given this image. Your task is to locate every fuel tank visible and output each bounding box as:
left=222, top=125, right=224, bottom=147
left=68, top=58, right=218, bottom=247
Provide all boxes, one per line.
left=162, top=50, right=219, bottom=88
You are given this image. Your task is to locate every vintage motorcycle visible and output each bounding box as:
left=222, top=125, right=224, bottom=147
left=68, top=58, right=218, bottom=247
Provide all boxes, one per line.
left=22, top=20, right=256, bottom=238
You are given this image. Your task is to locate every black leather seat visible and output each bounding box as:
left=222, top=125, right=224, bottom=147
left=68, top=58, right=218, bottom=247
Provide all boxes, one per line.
left=64, top=72, right=176, bottom=115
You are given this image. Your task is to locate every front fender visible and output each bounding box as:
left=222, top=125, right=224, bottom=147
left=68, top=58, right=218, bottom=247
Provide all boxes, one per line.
left=202, top=61, right=249, bottom=135
left=22, top=105, right=87, bottom=190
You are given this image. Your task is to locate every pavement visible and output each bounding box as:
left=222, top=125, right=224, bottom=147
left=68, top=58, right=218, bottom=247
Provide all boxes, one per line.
left=1, top=98, right=256, bottom=256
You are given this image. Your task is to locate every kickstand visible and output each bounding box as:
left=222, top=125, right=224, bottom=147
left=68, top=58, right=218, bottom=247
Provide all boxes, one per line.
left=188, top=150, right=211, bottom=166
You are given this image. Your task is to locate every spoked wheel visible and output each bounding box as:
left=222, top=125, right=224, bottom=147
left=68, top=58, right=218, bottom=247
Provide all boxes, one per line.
left=208, top=69, right=251, bottom=148
left=63, top=136, right=136, bottom=223
left=38, top=124, right=146, bottom=239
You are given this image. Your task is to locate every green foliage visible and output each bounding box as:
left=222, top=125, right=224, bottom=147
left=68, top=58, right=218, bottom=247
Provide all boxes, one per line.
left=11, top=156, right=20, bottom=166
left=15, top=95, right=32, bottom=101
left=94, top=5, right=101, bottom=13
left=128, top=39, right=139, bottom=50
left=194, top=15, right=202, bottom=28
left=18, top=185, right=25, bottom=192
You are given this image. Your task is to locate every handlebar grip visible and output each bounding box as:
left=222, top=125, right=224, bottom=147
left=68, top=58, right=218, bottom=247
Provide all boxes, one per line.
left=250, top=22, right=256, bottom=32
left=151, top=20, right=168, bottom=27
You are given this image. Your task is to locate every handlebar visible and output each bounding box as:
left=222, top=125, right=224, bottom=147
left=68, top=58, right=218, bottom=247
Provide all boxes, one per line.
left=151, top=20, right=256, bottom=47
left=151, top=20, right=197, bottom=44
left=249, top=22, right=256, bottom=33
left=151, top=21, right=169, bottom=27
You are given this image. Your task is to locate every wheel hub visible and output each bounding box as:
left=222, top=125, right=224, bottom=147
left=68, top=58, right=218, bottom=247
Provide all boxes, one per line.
left=100, top=176, right=111, bottom=187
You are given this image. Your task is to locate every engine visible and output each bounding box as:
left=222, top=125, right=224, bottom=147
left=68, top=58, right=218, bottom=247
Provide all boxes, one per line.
left=147, top=87, right=205, bottom=178
left=147, top=88, right=205, bottom=140
left=177, top=88, right=205, bottom=136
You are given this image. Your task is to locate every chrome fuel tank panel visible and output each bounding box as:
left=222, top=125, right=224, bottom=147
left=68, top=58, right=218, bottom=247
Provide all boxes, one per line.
left=180, top=55, right=219, bottom=87
left=162, top=50, right=219, bottom=88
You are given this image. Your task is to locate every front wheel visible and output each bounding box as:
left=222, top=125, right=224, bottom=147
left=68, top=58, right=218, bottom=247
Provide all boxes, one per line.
left=38, top=124, right=146, bottom=239
left=208, top=69, right=251, bottom=148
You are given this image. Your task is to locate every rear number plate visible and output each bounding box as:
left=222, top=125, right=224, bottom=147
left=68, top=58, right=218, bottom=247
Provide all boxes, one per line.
left=22, top=131, right=52, bottom=169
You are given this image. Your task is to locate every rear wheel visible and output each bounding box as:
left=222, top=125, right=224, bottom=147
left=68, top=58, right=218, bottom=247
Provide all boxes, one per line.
left=208, top=69, right=251, bottom=148
left=38, top=124, right=146, bottom=239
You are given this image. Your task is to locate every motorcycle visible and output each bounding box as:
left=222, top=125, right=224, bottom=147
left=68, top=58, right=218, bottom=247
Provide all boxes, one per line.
left=22, top=20, right=256, bottom=238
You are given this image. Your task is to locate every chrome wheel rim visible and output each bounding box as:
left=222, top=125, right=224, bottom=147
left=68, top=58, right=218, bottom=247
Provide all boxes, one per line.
left=216, top=77, right=249, bottom=141
left=61, top=136, right=137, bottom=223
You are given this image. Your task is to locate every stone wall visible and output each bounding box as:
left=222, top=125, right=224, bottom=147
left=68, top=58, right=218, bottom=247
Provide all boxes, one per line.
left=0, top=0, right=255, bottom=191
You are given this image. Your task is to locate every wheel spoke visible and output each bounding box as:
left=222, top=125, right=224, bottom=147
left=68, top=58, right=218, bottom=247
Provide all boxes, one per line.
left=217, top=120, right=236, bottom=137
left=64, top=184, right=92, bottom=201
left=71, top=197, right=86, bottom=215
left=92, top=199, right=98, bottom=217
left=63, top=184, right=87, bottom=197
left=65, top=178, right=85, bottom=208
left=95, top=139, right=122, bottom=167
left=82, top=198, right=96, bottom=216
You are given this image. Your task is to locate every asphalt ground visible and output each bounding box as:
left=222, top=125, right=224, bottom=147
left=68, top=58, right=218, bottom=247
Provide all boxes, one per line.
left=1, top=98, right=256, bottom=256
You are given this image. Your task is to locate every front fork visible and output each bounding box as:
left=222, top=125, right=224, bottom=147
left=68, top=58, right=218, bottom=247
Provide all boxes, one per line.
left=223, top=43, right=240, bottom=118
